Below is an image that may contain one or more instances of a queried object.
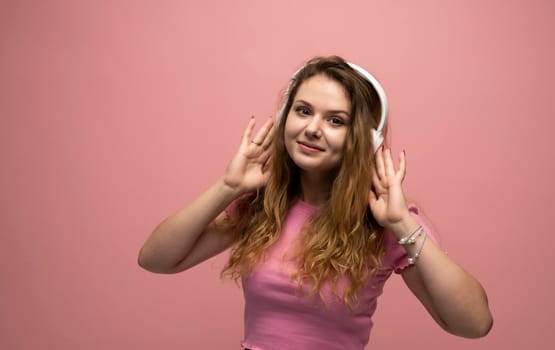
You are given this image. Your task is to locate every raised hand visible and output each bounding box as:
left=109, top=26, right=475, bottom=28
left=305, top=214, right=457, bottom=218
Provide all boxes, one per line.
left=368, top=147, right=411, bottom=229
left=223, top=116, right=275, bottom=195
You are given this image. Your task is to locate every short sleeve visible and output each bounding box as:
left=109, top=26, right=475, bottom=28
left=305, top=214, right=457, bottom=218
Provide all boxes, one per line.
left=381, top=204, right=440, bottom=274
left=225, top=198, right=240, bottom=218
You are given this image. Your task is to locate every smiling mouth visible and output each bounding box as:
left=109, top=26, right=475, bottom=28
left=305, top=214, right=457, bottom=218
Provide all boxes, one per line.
left=297, top=141, right=325, bottom=152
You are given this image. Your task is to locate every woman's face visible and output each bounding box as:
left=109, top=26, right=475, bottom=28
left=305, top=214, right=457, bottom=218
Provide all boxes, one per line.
left=284, top=74, right=352, bottom=176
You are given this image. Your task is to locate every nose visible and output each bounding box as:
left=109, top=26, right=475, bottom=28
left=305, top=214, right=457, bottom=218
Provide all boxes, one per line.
left=305, top=115, right=323, bottom=139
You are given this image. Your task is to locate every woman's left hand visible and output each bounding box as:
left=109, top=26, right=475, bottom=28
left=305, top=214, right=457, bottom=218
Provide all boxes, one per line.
left=368, top=147, right=411, bottom=229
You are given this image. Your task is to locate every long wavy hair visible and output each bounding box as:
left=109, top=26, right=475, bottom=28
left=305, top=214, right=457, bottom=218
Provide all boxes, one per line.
left=222, top=56, right=387, bottom=307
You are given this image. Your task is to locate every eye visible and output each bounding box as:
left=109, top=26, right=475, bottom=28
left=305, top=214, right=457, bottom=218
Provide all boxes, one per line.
left=295, top=106, right=311, bottom=116
left=329, top=116, right=345, bottom=126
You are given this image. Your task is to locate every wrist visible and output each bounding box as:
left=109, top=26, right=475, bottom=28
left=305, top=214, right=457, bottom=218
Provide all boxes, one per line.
left=217, top=177, right=245, bottom=201
left=387, top=214, right=419, bottom=240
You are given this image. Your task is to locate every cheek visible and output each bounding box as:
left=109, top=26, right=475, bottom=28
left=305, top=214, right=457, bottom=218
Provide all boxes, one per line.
left=283, top=118, right=298, bottom=140
left=330, top=130, right=348, bottom=151
left=285, top=129, right=297, bottom=143
left=282, top=124, right=295, bottom=154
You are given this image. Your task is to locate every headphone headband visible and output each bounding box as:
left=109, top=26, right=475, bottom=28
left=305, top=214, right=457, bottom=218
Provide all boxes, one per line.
left=276, top=61, right=388, bottom=151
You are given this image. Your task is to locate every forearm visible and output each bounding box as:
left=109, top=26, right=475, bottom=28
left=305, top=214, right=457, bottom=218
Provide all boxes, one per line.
left=138, top=177, right=240, bottom=272
left=392, top=217, right=493, bottom=337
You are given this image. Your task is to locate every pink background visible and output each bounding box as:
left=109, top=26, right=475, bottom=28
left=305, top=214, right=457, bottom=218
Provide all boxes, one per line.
left=1, top=0, right=553, bottom=348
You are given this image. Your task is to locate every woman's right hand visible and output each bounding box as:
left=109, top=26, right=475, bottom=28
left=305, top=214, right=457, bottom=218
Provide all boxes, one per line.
left=223, top=116, right=275, bottom=195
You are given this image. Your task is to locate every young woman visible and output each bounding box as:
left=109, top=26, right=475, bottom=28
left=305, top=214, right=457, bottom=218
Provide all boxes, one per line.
left=138, top=56, right=493, bottom=349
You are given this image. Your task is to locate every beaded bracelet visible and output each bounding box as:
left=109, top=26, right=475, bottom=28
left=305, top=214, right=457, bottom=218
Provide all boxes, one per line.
left=398, top=225, right=423, bottom=245
left=408, top=231, right=427, bottom=265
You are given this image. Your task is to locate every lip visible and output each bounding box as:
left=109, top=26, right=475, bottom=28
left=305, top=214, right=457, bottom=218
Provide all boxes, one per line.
left=297, top=141, right=325, bottom=152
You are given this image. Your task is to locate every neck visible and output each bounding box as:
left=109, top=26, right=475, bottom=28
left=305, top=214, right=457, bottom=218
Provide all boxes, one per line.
left=298, top=170, right=335, bottom=207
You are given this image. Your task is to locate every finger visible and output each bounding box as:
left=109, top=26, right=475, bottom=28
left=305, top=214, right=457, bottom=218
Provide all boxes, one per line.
left=383, top=148, right=395, bottom=177
left=252, top=116, right=274, bottom=146
left=260, top=121, right=275, bottom=150
left=256, top=126, right=274, bottom=161
left=375, top=146, right=386, bottom=180
left=399, top=150, right=407, bottom=182
left=242, top=116, right=256, bottom=147
left=372, top=170, right=385, bottom=194
left=258, top=141, right=273, bottom=165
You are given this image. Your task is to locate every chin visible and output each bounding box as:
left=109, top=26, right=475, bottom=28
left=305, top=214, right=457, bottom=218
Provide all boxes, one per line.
left=294, top=161, right=339, bottom=177
left=286, top=148, right=341, bottom=176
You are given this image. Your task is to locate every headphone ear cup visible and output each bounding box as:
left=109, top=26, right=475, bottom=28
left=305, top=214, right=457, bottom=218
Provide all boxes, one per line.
left=371, top=128, right=383, bottom=152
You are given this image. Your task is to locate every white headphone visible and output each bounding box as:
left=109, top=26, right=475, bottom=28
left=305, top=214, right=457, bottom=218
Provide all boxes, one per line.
left=276, top=61, right=388, bottom=151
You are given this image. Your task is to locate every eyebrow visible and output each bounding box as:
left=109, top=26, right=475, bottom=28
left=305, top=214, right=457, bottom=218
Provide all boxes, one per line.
left=294, top=99, right=351, bottom=117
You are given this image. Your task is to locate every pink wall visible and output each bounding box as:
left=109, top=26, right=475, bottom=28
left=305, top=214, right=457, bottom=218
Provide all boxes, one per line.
left=1, top=0, right=553, bottom=348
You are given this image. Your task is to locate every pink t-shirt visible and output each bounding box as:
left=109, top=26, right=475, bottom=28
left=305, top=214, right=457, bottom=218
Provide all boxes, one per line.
left=230, top=198, right=436, bottom=350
